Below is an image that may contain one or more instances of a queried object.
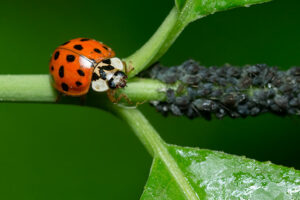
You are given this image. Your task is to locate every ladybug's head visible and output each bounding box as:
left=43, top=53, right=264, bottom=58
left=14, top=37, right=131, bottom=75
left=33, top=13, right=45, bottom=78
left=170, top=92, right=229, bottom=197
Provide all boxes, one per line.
left=112, top=71, right=127, bottom=89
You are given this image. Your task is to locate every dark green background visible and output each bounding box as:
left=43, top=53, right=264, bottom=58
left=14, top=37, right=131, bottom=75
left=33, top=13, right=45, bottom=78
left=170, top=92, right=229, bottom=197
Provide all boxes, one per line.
left=0, top=0, right=299, bottom=199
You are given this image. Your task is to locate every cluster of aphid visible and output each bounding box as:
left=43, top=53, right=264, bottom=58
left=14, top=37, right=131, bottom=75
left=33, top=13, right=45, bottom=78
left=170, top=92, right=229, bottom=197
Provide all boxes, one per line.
left=142, top=60, right=300, bottom=119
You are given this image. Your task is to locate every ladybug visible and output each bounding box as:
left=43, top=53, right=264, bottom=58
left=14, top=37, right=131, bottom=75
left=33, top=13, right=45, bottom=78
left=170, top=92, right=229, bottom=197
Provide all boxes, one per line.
left=49, top=38, right=127, bottom=97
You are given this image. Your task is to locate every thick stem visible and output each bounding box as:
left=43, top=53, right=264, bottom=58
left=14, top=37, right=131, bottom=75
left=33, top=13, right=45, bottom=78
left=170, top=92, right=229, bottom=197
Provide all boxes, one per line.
left=117, top=78, right=178, bottom=103
left=0, top=75, right=171, bottom=103
left=112, top=106, right=199, bottom=200
left=112, top=106, right=159, bottom=156
left=0, top=75, right=56, bottom=102
left=124, top=7, right=187, bottom=78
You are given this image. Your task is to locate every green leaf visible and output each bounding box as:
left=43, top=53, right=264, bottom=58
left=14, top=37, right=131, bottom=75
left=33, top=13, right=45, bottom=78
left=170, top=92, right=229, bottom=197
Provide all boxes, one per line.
left=114, top=106, right=299, bottom=199
left=175, top=0, right=272, bottom=23
left=141, top=145, right=300, bottom=200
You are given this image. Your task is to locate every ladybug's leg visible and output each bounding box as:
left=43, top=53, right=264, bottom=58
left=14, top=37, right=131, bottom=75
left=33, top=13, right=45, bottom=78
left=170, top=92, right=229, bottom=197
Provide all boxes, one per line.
left=55, top=92, right=62, bottom=103
left=80, top=95, right=86, bottom=106
left=135, top=100, right=147, bottom=107
left=107, top=90, right=117, bottom=103
left=116, top=93, right=132, bottom=104
left=106, top=89, right=132, bottom=104
left=124, top=61, right=134, bottom=75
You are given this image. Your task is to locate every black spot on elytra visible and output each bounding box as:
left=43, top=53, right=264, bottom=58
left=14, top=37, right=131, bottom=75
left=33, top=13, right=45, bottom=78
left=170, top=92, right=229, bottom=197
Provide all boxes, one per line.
left=54, top=51, right=60, bottom=60
left=102, top=59, right=111, bottom=64
left=102, top=65, right=114, bottom=71
left=100, top=68, right=106, bottom=80
left=92, top=73, right=100, bottom=81
left=73, top=44, right=83, bottom=50
left=108, top=78, right=116, bottom=89
left=66, top=55, right=75, bottom=62
left=80, top=38, right=90, bottom=41
left=61, top=83, right=69, bottom=91
left=76, top=81, right=82, bottom=86
left=50, top=66, right=54, bottom=71
left=62, top=41, right=70, bottom=46
left=102, top=46, right=108, bottom=50
left=59, top=66, right=64, bottom=78
left=94, top=48, right=101, bottom=54
left=77, top=69, right=85, bottom=76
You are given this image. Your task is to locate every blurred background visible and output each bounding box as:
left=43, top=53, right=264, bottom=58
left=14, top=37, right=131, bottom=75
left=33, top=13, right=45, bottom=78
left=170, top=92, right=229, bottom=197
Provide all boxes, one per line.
left=0, top=0, right=299, bottom=199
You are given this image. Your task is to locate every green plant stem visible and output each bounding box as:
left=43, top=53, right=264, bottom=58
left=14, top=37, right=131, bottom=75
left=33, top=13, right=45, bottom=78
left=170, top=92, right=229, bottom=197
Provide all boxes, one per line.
left=124, top=7, right=187, bottom=78
left=0, top=75, right=56, bottom=102
left=112, top=106, right=199, bottom=200
left=117, top=78, right=178, bottom=103
left=0, top=75, right=171, bottom=103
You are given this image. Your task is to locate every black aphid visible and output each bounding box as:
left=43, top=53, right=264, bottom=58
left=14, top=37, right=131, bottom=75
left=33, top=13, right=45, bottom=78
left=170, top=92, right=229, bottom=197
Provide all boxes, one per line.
left=143, top=60, right=300, bottom=119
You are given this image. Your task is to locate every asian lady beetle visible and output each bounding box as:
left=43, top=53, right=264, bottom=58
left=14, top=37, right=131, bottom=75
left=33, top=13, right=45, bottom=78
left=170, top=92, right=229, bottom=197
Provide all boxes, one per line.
left=49, top=38, right=127, bottom=97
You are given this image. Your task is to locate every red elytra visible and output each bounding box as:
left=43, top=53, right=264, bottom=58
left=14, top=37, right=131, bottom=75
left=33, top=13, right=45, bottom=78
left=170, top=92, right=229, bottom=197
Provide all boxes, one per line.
left=49, top=38, right=115, bottom=96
